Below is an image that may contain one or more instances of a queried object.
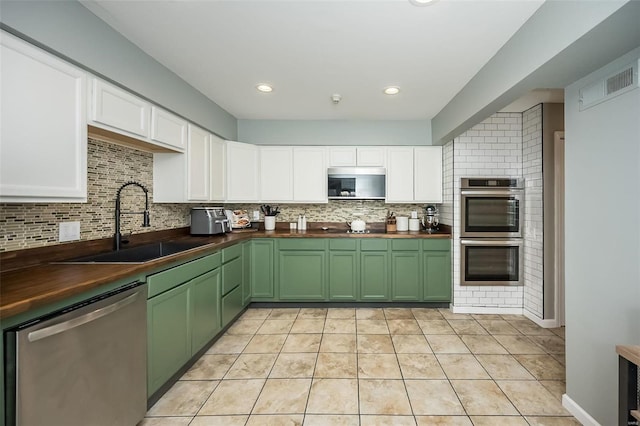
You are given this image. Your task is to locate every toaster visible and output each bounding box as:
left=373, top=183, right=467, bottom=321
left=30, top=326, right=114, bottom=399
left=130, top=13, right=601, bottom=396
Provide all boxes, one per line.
left=190, top=207, right=231, bottom=235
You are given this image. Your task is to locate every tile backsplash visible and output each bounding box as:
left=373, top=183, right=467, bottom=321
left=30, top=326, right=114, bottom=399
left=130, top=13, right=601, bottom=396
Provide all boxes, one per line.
left=0, top=139, right=436, bottom=252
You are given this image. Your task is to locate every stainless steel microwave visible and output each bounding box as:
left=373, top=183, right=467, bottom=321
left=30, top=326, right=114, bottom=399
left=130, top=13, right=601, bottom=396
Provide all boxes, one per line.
left=327, top=167, right=386, bottom=200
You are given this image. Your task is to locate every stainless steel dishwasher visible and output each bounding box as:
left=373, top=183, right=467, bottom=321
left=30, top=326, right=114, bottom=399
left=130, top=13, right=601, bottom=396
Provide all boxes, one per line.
left=4, top=281, right=147, bottom=426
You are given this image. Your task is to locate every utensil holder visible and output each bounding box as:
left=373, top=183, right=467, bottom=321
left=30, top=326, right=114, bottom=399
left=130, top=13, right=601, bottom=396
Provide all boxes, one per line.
left=386, top=224, right=397, bottom=232
left=264, top=216, right=276, bottom=231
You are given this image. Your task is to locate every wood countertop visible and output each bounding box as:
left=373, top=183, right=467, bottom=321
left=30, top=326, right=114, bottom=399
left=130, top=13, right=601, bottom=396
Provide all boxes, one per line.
left=616, top=345, right=640, bottom=366
left=0, top=225, right=450, bottom=320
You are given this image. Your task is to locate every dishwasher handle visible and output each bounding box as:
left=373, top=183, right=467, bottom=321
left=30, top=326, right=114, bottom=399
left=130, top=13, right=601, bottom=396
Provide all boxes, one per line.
left=27, top=291, right=140, bottom=342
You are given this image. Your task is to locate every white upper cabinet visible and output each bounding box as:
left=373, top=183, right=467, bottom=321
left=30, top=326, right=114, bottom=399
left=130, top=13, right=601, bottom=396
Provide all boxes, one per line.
left=187, top=125, right=210, bottom=201
left=328, top=146, right=386, bottom=167
left=150, top=107, right=187, bottom=152
left=226, top=141, right=259, bottom=202
left=260, top=147, right=293, bottom=201
left=209, top=134, right=226, bottom=201
left=386, top=147, right=415, bottom=202
left=357, top=147, right=386, bottom=167
left=328, top=147, right=357, bottom=167
left=414, top=146, right=443, bottom=203
left=1, top=31, right=87, bottom=202
left=293, top=147, right=327, bottom=203
left=153, top=125, right=226, bottom=203
left=90, top=78, right=150, bottom=138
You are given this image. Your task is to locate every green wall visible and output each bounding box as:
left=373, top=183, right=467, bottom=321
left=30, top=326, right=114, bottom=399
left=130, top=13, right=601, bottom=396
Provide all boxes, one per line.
left=238, top=119, right=432, bottom=145
left=0, top=0, right=237, bottom=140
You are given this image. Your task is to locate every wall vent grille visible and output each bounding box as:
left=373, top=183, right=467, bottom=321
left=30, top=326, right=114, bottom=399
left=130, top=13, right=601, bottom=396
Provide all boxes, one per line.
left=579, top=59, right=638, bottom=111
left=606, top=67, right=634, bottom=95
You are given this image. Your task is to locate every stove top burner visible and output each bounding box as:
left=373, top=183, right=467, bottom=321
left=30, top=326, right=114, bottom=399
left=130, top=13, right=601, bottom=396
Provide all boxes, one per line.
left=346, top=230, right=370, bottom=234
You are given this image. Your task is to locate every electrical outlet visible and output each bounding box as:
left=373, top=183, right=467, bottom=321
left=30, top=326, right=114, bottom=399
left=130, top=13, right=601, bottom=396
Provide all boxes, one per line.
left=252, top=210, right=260, bottom=220
left=59, top=221, right=80, bottom=242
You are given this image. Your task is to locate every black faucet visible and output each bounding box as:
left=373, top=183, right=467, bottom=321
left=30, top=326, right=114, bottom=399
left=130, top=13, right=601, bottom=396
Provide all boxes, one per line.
left=114, top=181, right=150, bottom=250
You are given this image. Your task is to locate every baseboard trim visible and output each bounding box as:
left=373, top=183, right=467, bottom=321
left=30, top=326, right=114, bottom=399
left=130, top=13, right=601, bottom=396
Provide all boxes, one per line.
left=562, top=393, right=601, bottom=426
left=450, top=305, right=524, bottom=315
left=524, top=310, right=560, bottom=328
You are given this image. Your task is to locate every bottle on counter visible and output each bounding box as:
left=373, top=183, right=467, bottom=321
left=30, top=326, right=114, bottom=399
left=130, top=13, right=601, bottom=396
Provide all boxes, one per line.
left=301, top=214, right=307, bottom=231
left=297, top=214, right=303, bottom=231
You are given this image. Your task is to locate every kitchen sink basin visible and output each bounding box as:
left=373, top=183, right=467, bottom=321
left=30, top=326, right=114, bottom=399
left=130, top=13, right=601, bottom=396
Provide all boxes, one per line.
left=57, top=240, right=211, bottom=264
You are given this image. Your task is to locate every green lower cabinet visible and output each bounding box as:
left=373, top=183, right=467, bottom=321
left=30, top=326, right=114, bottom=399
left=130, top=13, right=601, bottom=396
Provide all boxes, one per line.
left=278, top=251, right=326, bottom=300
left=360, top=251, right=389, bottom=300
left=190, top=269, right=221, bottom=354
left=329, top=251, right=358, bottom=300
left=222, top=285, right=243, bottom=326
left=147, top=283, right=191, bottom=396
left=391, top=252, right=421, bottom=301
left=222, top=257, right=242, bottom=295
left=423, top=250, right=452, bottom=301
left=242, top=241, right=252, bottom=306
left=423, top=240, right=452, bottom=302
left=251, top=239, right=275, bottom=299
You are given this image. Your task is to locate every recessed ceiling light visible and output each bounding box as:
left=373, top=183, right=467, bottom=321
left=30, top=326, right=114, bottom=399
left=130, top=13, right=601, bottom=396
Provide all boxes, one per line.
left=256, top=84, right=273, bottom=93
left=384, top=86, right=400, bottom=95
left=409, top=0, right=439, bottom=6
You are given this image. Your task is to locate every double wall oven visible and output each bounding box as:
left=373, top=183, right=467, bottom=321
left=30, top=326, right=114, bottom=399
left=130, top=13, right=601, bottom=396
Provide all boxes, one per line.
left=460, top=178, right=524, bottom=286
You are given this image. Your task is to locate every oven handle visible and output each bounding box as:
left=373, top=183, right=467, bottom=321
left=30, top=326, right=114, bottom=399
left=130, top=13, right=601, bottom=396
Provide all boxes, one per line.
left=460, top=239, right=524, bottom=246
left=460, top=189, right=523, bottom=196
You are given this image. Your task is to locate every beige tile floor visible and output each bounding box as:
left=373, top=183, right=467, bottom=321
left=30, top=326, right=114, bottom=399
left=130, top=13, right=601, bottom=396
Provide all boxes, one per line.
left=140, top=307, right=579, bottom=426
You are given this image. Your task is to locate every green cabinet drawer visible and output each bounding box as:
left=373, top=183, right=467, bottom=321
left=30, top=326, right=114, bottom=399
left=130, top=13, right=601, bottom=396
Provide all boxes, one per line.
left=147, top=252, right=220, bottom=298
left=222, top=285, right=243, bottom=327
left=278, top=239, right=326, bottom=251
left=422, top=239, right=451, bottom=251
left=222, top=243, right=242, bottom=263
left=360, top=239, right=389, bottom=251
left=391, top=240, right=420, bottom=251
left=329, top=239, right=357, bottom=251
left=222, top=256, right=242, bottom=295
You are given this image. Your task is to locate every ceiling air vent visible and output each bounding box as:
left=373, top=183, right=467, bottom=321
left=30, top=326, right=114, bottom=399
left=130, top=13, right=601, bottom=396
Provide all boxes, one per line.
left=579, top=59, right=639, bottom=111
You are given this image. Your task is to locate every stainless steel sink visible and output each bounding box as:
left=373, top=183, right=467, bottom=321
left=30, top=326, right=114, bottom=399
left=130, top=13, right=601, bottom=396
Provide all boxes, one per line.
left=57, top=240, right=210, bottom=264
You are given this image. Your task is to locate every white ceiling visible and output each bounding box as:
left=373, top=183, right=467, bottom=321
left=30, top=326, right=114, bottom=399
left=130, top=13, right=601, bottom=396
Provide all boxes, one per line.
left=81, top=0, right=545, bottom=120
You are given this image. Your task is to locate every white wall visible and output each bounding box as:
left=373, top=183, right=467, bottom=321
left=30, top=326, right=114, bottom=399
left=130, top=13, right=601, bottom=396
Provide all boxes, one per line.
left=564, top=47, right=640, bottom=425
left=522, top=105, right=544, bottom=318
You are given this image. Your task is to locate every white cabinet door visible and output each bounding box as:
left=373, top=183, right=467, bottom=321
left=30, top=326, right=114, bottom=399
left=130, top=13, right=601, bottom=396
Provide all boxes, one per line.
left=357, top=147, right=386, bottom=167
left=1, top=32, right=87, bottom=202
left=209, top=134, right=226, bottom=201
left=260, top=147, right=293, bottom=201
left=328, top=147, right=357, bottom=167
left=90, top=78, right=150, bottom=138
left=151, top=107, right=187, bottom=151
left=187, top=125, right=210, bottom=201
left=414, top=146, right=443, bottom=203
left=386, top=147, right=415, bottom=202
left=226, top=141, right=259, bottom=201
left=293, top=147, right=327, bottom=203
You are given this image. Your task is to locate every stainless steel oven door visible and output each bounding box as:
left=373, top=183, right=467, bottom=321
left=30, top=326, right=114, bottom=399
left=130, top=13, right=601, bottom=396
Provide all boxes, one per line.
left=460, top=189, right=523, bottom=238
left=460, top=238, right=523, bottom=286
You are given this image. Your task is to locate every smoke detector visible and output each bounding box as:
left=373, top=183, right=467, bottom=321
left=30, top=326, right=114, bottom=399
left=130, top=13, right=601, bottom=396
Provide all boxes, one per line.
left=331, top=94, right=342, bottom=104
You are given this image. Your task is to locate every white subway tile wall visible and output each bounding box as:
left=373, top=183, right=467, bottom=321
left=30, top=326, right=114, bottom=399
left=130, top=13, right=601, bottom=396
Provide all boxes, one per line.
left=439, top=140, right=454, bottom=226
left=451, top=112, right=525, bottom=309
left=522, top=105, right=544, bottom=318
